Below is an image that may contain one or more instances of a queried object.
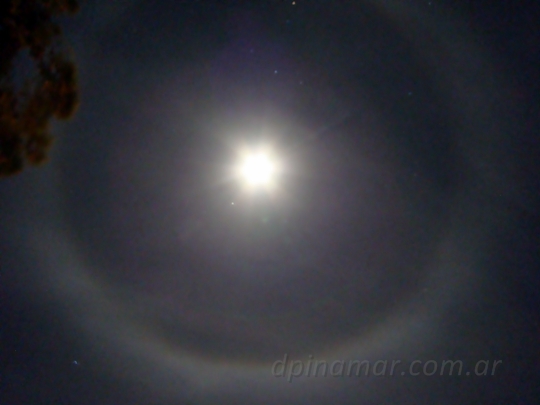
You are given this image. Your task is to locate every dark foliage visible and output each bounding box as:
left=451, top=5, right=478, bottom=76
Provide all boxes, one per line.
left=0, top=0, right=79, bottom=177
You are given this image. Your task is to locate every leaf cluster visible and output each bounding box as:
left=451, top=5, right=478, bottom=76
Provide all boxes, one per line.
left=0, top=0, right=79, bottom=177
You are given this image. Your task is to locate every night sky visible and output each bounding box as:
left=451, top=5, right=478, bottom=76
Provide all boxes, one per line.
left=1, top=1, right=539, bottom=404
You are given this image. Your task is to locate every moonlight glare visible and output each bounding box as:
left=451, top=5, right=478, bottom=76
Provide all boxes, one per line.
left=235, top=148, right=280, bottom=190
left=241, top=153, right=274, bottom=185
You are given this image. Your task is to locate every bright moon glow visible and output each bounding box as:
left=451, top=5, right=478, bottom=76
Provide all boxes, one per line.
left=239, top=152, right=275, bottom=186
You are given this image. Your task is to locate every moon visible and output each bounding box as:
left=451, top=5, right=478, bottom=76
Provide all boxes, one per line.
left=236, top=150, right=278, bottom=188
